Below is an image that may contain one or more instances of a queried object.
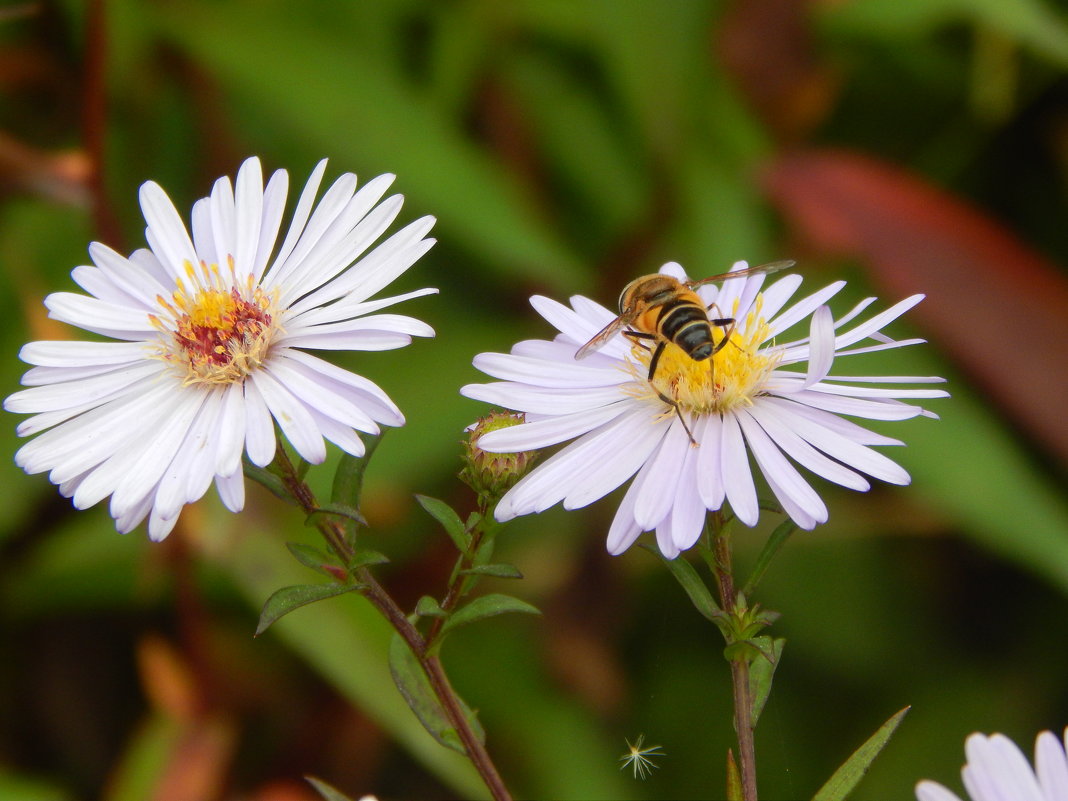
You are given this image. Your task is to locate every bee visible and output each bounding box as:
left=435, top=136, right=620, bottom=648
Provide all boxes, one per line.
left=575, top=260, right=795, bottom=441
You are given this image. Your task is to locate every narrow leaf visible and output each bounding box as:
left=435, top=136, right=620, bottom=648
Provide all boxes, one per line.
left=726, top=749, right=743, bottom=801
left=811, top=706, right=910, bottom=801
left=331, top=432, right=383, bottom=507
left=348, top=549, right=389, bottom=569
left=307, top=502, right=367, bottom=528
left=645, top=545, right=721, bottom=622
left=243, top=460, right=295, bottom=504
left=459, top=563, right=524, bottom=579
left=415, top=596, right=448, bottom=618
left=415, top=495, right=470, bottom=552
left=742, top=520, right=797, bottom=597
left=387, top=633, right=484, bottom=753
left=439, top=593, right=540, bottom=637
left=255, top=583, right=359, bottom=636
left=749, top=637, right=785, bottom=726
left=286, top=542, right=337, bottom=576
left=305, top=775, right=357, bottom=801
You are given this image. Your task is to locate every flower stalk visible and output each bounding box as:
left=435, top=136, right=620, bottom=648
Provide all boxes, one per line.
left=268, top=445, right=513, bottom=801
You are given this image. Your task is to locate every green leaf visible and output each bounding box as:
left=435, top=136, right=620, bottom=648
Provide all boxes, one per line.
left=307, top=502, right=367, bottom=529
left=415, top=495, right=470, bottom=552
left=459, top=563, right=524, bottom=579
left=243, top=460, right=294, bottom=504
left=415, top=596, right=448, bottom=618
left=811, top=707, right=910, bottom=801
left=742, top=520, right=798, bottom=597
left=646, top=545, right=721, bottom=623
left=748, top=637, right=785, bottom=727
left=286, top=542, right=337, bottom=576
left=439, top=593, right=541, bottom=638
left=304, top=775, right=357, bottom=801
left=255, top=583, right=361, bottom=636
left=387, top=633, right=484, bottom=754
left=726, top=749, right=743, bottom=801
left=348, top=549, right=390, bottom=570
left=331, top=433, right=383, bottom=507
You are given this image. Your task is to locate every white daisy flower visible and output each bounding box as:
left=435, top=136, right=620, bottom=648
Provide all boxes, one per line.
left=916, top=728, right=1068, bottom=801
left=5, top=157, right=436, bottom=541
left=461, top=261, right=947, bottom=558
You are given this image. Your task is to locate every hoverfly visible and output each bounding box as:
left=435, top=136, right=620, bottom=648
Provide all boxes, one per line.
left=575, top=260, right=795, bottom=441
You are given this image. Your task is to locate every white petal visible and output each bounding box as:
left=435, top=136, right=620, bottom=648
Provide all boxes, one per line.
left=279, top=349, right=403, bottom=426
left=253, top=167, right=290, bottom=281
left=1036, top=730, right=1068, bottom=801
left=209, top=175, right=236, bottom=273
left=776, top=389, right=929, bottom=421
left=766, top=281, right=847, bottom=338
left=5, top=360, right=163, bottom=414
left=914, top=781, right=964, bottom=801
left=632, top=418, right=690, bottom=529
left=737, top=410, right=826, bottom=528
left=215, top=468, right=245, bottom=512
left=605, top=471, right=645, bottom=555
left=964, top=733, right=1045, bottom=801
left=695, top=413, right=725, bottom=511
left=268, top=159, right=327, bottom=277
left=139, top=180, right=199, bottom=276
left=670, top=442, right=705, bottom=552
left=264, top=359, right=378, bottom=435
left=470, top=352, right=627, bottom=388
left=88, top=242, right=169, bottom=308
left=45, top=293, right=154, bottom=339
left=563, top=409, right=668, bottom=509
left=233, top=156, right=264, bottom=277
left=249, top=370, right=326, bottom=464
left=834, top=294, right=925, bottom=349
left=721, top=413, right=758, bottom=526
left=214, top=380, right=247, bottom=477
left=462, top=382, right=628, bottom=416
left=242, top=378, right=276, bottom=467
left=18, top=340, right=148, bottom=368
left=475, top=403, right=630, bottom=452
left=804, top=305, right=835, bottom=388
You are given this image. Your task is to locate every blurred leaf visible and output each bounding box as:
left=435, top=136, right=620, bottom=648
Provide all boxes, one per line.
left=765, top=149, right=1068, bottom=466
left=156, top=0, right=584, bottom=287
left=743, top=520, right=798, bottom=597
left=388, top=632, right=482, bottom=754
left=0, top=770, right=72, bottom=801
left=439, top=593, right=540, bottom=637
left=415, top=595, right=447, bottom=618
left=307, top=502, right=367, bottom=529
left=286, top=542, right=337, bottom=577
left=726, top=749, right=743, bottom=801
left=811, top=706, right=910, bottom=801
left=824, top=0, right=1068, bottom=67
left=256, top=583, right=361, bottom=636
left=104, top=714, right=181, bottom=801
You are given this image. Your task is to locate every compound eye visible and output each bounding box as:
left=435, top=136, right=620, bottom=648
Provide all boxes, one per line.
left=618, top=280, right=638, bottom=313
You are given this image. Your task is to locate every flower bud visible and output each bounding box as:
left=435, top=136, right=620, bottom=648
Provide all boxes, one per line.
left=460, top=412, right=537, bottom=500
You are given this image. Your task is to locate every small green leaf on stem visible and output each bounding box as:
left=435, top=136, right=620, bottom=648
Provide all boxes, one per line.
left=305, top=775, right=357, bottom=801
left=415, top=595, right=448, bottom=618
left=286, top=542, right=337, bottom=576
left=644, top=545, right=721, bottom=622
left=415, top=495, right=470, bottom=552
left=348, top=549, right=389, bottom=569
left=306, top=502, right=367, bottom=529
left=243, top=460, right=296, bottom=503
left=387, top=633, right=485, bottom=753
left=811, top=706, right=911, bottom=801
left=331, top=432, right=382, bottom=507
left=256, top=583, right=361, bottom=636
left=459, top=563, right=524, bottom=579
left=726, top=749, right=743, bottom=801
left=742, top=519, right=797, bottom=597
left=748, top=636, right=785, bottom=726
left=439, top=593, right=540, bottom=638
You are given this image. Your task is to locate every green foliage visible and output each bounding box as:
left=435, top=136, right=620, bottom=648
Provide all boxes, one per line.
left=812, top=707, right=911, bottom=801
left=255, top=582, right=363, bottom=636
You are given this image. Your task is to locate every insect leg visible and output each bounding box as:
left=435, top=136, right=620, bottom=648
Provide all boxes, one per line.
left=643, top=340, right=698, bottom=446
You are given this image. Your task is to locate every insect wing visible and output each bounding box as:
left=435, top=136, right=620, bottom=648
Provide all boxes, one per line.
left=687, top=259, right=796, bottom=290
left=575, top=313, right=634, bottom=360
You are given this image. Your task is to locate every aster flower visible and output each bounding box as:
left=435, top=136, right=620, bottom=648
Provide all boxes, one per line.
left=916, top=728, right=1068, bottom=801
left=5, top=157, right=436, bottom=541
left=461, top=261, right=946, bottom=558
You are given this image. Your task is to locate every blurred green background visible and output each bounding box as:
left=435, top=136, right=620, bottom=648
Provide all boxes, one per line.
left=1, top=1, right=1067, bottom=799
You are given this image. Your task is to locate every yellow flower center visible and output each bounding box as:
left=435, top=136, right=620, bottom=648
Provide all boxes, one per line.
left=626, top=296, right=780, bottom=415
left=150, top=257, right=281, bottom=387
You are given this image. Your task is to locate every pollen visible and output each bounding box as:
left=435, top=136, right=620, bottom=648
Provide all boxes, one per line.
left=627, top=296, right=780, bottom=416
left=150, top=258, right=280, bottom=387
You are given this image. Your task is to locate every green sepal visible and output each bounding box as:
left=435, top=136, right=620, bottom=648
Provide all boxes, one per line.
left=811, top=706, right=910, bottom=801
left=285, top=542, right=338, bottom=577
left=255, top=582, right=362, bottom=636
left=387, top=632, right=485, bottom=754
left=415, top=495, right=470, bottom=552
left=415, top=596, right=448, bottom=618
left=726, top=749, right=743, bottom=801
left=748, top=636, right=785, bottom=726
left=439, top=593, right=540, bottom=638
left=459, top=563, right=523, bottom=579
left=305, top=775, right=357, bottom=801
left=644, top=545, right=722, bottom=623
left=306, top=502, right=367, bottom=529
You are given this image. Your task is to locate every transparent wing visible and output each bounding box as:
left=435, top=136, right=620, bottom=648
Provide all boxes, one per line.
left=687, top=259, right=795, bottom=290
left=574, top=313, right=637, bottom=360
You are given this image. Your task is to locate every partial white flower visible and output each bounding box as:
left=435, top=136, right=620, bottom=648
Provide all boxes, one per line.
left=916, top=728, right=1068, bottom=801
left=5, top=157, right=436, bottom=540
left=461, top=261, right=947, bottom=557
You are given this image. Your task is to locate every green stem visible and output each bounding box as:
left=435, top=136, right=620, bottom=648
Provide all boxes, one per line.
left=273, top=447, right=513, bottom=801
left=710, top=521, right=759, bottom=801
